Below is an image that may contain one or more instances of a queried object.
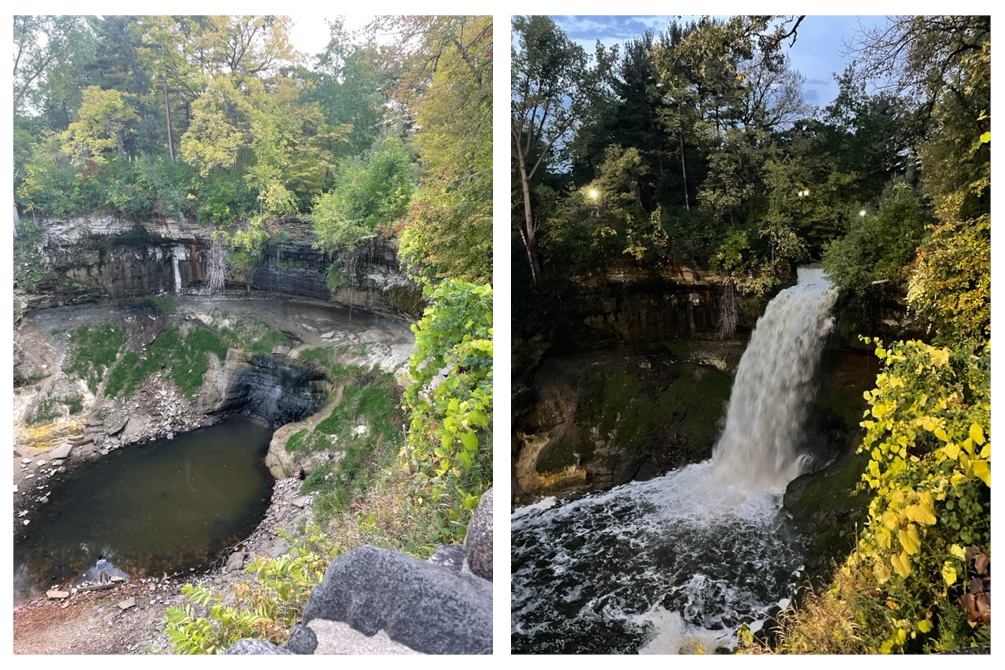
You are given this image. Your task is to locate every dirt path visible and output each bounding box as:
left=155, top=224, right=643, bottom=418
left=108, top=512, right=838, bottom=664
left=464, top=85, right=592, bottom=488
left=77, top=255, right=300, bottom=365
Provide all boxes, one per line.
left=13, top=579, right=185, bottom=655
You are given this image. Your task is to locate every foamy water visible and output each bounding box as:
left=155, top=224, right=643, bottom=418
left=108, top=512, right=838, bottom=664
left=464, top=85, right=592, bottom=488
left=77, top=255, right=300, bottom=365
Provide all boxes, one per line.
left=511, top=269, right=837, bottom=654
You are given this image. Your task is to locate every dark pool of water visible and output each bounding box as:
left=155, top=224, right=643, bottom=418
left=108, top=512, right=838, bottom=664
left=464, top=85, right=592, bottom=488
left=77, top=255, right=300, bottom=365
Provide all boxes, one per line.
left=14, top=416, right=274, bottom=603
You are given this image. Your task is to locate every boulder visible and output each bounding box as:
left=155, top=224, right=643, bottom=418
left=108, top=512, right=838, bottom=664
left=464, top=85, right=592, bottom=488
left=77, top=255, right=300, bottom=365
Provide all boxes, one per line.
left=301, top=545, right=492, bottom=654
left=223, top=639, right=293, bottom=655
left=428, top=544, right=465, bottom=573
left=464, top=488, right=493, bottom=581
left=307, top=620, right=424, bottom=655
left=49, top=443, right=73, bottom=460
left=281, top=624, right=318, bottom=655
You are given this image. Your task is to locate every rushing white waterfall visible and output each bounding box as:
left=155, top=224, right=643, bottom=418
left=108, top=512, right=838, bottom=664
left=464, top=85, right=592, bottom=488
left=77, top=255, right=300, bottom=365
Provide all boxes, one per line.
left=713, top=267, right=837, bottom=489
left=510, top=267, right=838, bottom=654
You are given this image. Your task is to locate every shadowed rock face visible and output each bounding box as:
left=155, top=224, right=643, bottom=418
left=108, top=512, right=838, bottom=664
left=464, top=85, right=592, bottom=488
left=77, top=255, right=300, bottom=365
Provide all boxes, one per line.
left=21, top=217, right=423, bottom=320
left=217, top=354, right=327, bottom=428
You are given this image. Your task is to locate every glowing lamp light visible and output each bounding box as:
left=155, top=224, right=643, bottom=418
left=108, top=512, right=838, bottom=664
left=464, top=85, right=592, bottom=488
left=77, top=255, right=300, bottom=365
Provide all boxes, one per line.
left=859, top=209, right=867, bottom=217
left=588, top=188, right=599, bottom=200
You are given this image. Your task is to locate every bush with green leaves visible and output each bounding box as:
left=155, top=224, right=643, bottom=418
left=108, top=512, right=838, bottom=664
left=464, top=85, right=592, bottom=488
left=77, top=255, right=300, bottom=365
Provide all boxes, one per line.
left=165, top=526, right=335, bottom=654
left=311, top=135, right=414, bottom=254
left=842, top=338, right=990, bottom=652
left=403, top=279, right=492, bottom=539
left=822, top=181, right=928, bottom=295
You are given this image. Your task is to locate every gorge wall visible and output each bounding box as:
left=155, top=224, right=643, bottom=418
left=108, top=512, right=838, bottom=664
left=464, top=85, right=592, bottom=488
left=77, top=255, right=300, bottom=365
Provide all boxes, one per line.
left=16, top=215, right=423, bottom=320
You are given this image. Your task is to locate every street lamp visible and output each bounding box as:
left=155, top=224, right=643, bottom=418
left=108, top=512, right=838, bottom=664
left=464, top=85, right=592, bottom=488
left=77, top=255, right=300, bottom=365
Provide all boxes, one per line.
left=588, top=188, right=599, bottom=201
left=859, top=209, right=867, bottom=217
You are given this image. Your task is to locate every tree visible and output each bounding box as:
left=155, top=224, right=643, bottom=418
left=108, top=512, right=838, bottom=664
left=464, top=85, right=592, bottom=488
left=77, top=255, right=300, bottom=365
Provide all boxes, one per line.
left=854, top=16, right=990, bottom=345
left=394, top=16, right=493, bottom=284
left=59, top=86, right=138, bottom=166
left=511, top=15, right=614, bottom=285
left=311, top=135, right=413, bottom=256
left=13, top=16, right=95, bottom=113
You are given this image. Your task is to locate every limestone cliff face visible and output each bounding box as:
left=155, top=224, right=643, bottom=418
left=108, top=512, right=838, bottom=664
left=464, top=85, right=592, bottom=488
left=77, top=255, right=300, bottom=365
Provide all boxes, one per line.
left=20, top=216, right=422, bottom=320
left=554, top=264, right=732, bottom=352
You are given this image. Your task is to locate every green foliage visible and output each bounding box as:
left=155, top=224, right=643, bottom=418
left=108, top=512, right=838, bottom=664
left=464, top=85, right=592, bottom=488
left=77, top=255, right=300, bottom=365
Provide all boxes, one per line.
left=292, top=376, right=404, bottom=521
left=64, top=324, right=127, bottom=393
left=165, top=526, right=336, bottom=654
left=312, top=135, right=414, bottom=254
left=397, top=17, right=492, bottom=284
left=823, top=181, right=929, bottom=295
left=105, top=327, right=227, bottom=399
left=843, top=338, right=990, bottom=652
left=403, top=280, right=493, bottom=536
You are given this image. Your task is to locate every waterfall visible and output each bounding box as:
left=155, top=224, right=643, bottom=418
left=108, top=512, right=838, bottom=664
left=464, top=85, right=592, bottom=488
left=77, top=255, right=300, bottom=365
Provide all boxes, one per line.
left=511, top=267, right=838, bottom=654
left=712, top=267, right=837, bottom=489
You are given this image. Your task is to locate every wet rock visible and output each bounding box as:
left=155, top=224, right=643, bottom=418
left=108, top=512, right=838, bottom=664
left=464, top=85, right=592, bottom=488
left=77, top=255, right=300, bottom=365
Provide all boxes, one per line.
left=225, top=551, right=246, bottom=574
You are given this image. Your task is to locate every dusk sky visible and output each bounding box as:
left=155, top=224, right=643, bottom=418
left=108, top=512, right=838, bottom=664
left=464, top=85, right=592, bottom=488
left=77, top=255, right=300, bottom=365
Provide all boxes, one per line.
left=550, top=15, right=888, bottom=108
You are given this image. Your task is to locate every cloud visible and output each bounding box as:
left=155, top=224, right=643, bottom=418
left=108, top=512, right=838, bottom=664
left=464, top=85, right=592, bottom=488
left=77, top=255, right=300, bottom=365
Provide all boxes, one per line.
left=554, top=15, right=673, bottom=41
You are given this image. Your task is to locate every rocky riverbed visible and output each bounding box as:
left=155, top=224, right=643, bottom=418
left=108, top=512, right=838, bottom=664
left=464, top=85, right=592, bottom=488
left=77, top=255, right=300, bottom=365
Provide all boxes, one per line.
left=13, top=293, right=416, bottom=654
left=13, top=475, right=320, bottom=654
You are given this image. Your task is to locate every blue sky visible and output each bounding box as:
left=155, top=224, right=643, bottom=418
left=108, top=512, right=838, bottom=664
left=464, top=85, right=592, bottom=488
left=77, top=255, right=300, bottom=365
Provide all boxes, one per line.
left=550, top=15, right=887, bottom=108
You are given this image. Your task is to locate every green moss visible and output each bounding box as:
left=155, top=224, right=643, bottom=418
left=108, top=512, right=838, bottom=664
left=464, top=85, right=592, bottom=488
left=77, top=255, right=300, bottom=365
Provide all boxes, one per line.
left=65, top=394, right=84, bottom=414
left=105, top=327, right=228, bottom=399
left=286, top=428, right=309, bottom=453
left=298, top=347, right=357, bottom=379
left=793, top=450, right=872, bottom=565
left=289, top=372, right=403, bottom=522
left=220, top=318, right=290, bottom=354
left=65, top=324, right=127, bottom=393
left=249, top=329, right=290, bottom=354
left=27, top=394, right=61, bottom=425
left=138, top=294, right=176, bottom=315
left=657, top=368, right=732, bottom=448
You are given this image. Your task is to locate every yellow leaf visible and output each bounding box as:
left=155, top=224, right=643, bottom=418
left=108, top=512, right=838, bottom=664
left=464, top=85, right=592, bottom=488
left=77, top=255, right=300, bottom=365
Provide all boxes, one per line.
left=874, top=559, right=890, bottom=584
left=973, top=459, right=990, bottom=487
left=930, top=348, right=950, bottom=367
left=969, top=423, right=986, bottom=445
left=942, top=443, right=960, bottom=460
left=918, top=619, right=933, bottom=634
left=935, top=427, right=949, bottom=442
left=941, top=561, right=957, bottom=586
left=898, top=524, right=921, bottom=555
left=882, top=510, right=899, bottom=531
left=891, top=551, right=912, bottom=578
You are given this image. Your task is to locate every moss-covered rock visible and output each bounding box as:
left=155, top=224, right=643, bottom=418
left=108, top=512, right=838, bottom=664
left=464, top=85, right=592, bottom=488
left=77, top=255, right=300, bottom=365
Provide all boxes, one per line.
left=513, top=349, right=734, bottom=501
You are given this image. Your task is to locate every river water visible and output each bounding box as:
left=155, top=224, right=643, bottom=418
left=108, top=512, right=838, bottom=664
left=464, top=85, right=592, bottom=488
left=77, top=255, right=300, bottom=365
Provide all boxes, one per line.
left=14, top=416, right=274, bottom=603
left=512, top=268, right=837, bottom=653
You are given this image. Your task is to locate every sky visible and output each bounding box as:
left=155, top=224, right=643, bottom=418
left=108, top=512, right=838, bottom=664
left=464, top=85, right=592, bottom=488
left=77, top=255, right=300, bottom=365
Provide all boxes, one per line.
left=550, top=15, right=887, bottom=108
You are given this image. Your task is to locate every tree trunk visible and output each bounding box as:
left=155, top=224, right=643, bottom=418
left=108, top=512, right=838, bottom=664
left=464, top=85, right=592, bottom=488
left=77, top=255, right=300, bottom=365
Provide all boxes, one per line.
left=679, top=131, right=690, bottom=211
left=162, top=46, right=175, bottom=162
left=516, top=148, right=541, bottom=286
